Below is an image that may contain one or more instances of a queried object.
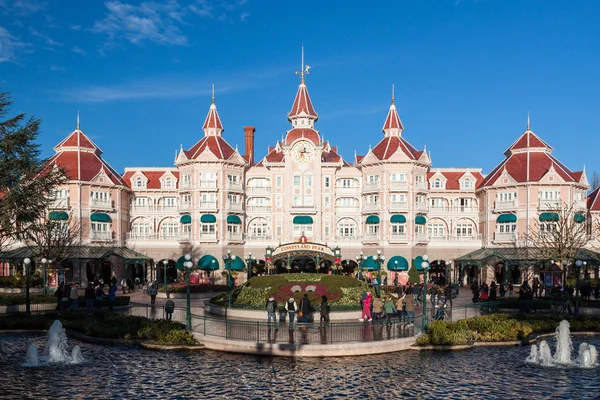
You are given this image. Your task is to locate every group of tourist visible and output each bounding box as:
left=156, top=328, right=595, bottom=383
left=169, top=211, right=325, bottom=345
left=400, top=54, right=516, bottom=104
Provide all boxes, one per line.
left=471, top=280, right=506, bottom=302
left=265, top=293, right=329, bottom=329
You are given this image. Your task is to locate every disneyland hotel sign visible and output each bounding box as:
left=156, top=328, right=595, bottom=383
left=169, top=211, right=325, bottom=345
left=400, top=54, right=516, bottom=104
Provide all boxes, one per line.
left=272, top=243, right=334, bottom=256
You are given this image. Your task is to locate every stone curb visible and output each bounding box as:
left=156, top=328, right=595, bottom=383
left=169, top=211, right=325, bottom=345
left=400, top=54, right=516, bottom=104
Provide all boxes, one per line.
left=140, top=343, right=204, bottom=351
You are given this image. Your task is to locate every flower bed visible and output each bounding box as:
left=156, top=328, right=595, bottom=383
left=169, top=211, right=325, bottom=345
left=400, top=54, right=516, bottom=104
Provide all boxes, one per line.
left=220, top=273, right=368, bottom=309
left=0, top=312, right=194, bottom=345
left=416, top=313, right=600, bottom=346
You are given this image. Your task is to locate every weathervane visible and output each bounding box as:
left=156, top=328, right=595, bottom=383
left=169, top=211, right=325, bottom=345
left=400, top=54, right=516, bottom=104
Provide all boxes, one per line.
left=295, top=46, right=311, bottom=82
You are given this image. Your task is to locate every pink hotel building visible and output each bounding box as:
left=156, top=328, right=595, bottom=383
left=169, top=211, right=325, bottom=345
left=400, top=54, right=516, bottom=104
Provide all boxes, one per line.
left=35, top=72, right=598, bottom=286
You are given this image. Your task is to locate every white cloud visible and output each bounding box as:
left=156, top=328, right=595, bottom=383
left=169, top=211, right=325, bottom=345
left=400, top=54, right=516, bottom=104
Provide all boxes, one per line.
left=50, top=64, right=65, bottom=71
left=0, top=0, right=46, bottom=16
left=0, top=26, right=27, bottom=63
left=240, top=12, right=249, bottom=21
left=71, top=46, right=86, bottom=55
left=91, top=0, right=249, bottom=46
left=28, top=27, right=61, bottom=46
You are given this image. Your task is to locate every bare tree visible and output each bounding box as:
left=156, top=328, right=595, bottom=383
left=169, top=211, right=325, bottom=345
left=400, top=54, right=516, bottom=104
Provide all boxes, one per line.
left=17, top=214, right=83, bottom=263
left=590, top=171, right=600, bottom=192
left=528, top=202, right=598, bottom=266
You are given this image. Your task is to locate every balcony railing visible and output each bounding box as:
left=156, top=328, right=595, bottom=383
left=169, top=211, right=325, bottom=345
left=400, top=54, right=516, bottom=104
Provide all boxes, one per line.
left=415, top=181, right=428, bottom=191
left=125, top=233, right=181, bottom=241
left=90, top=198, right=111, bottom=209
left=180, top=181, right=191, bottom=189
left=159, top=205, right=178, bottom=212
left=199, top=201, right=217, bottom=210
left=428, top=205, right=476, bottom=213
left=363, top=203, right=380, bottom=212
left=335, top=185, right=357, bottom=194
left=49, top=198, right=69, bottom=209
left=179, top=232, right=192, bottom=241
left=389, top=181, right=408, bottom=190
left=199, top=180, right=217, bottom=189
left=227, top=232, right=243, bottom=241
left=363, top=182, right=380, bottom=192
left=389, top=233, right=408, bottom=242
left=245, top=234, right=272, bottom=241
left=362, top=234, right=380, bottom=242
left=494, top=199, right=518, bottom=211
left=415, top=202, right=428, bottom=212
left=494, top=232, right=518, bottom=242
left=335, top=235, right=358, bottom=241
left=290, top=205, right=316, bottom=213
left=538, top=200, right=562, bottom=211
left=90, top=231, right=112, bottom=241
left=227, top=202, right=243, bottom=211
left=199, top=233, right=217, bottom=241
left=227, top=182, right=243, bottom=191
left=574, top=200, right=586, bottom=211
left=248, top=205, right=271, bottom=213
left=415, top=233, right=429, bottom=243
left=178, top=203, right=191, bottom=212
left=131, top=205, right=151, bottom=213
left=248, top=186, right=271, bottom=194
left=389, top=201, right=408, bottom=212
left=335, top=205, right=360, bottom=213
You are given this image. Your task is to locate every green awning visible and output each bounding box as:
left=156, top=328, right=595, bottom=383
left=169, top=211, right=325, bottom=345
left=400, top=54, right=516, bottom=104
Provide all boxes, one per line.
left=413, top=256, right=427, bottom=271
left=539, top=212, right=559, bottom=222
left=49, top=211, right=68, bottom=221
left=365, top=215, right=380, bottom=224
left=176, top=255, right=195, bottom=270
left=198, top=255, right=219, bottom=270
left=227, top=215, right=242, bottom=224
left=228, top=257, right=246, bottom=271
left=180, top=215, right=191, bottom=224
left=90, top=212, right=111, bottom=222
left=574, top=214, right=586, bottom=223
left=293, top=216, right=313, bottom=224
left=497, top=214, right=517, bottom=223
left=200, top=214, right=217, bottom=223
left=360, top=257, right=379, bottom=271
left=390, top=214, right=406, bottom=223
left=387, top=256, right=409, bottom=271
left=415, top=216, right=426, bottom=225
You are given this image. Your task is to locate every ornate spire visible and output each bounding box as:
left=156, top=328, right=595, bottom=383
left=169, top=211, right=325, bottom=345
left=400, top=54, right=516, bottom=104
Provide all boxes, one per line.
left=382, top=85, right=404, bottom=137
left=202, top=84, right=224, bottom=136
left=76, top=111, right=80, bottom=130
left=288, top=46, right=317, bottom=127
left=527, top=111, right=531, bottom=131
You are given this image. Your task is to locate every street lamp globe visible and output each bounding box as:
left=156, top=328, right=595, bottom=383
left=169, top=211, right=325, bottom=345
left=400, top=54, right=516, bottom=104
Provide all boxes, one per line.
left=362, top=255, right=367, bottom=261
left=231, top=255, right=237, bottom=260
left=422, top=254, right=429, bottom=262
left=24, top=258, right=31, bottom=265
left=41, top=258, right=47, bottom=265
left=575, top=260, right=583, bottom=267
left=372, top=254, right=377, bottom=260
left=184, top=253, right=191, bottom=261
left=380, top=254, right=385, bottom=261
left=227, top=249, right=232, bottom=255
left=248, top=251, right=252, bottom=257
left=377, top=249, right=382, bottom=255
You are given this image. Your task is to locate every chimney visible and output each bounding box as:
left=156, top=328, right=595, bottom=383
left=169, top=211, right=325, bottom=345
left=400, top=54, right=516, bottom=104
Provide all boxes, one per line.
left=244, top=126, right=255, bottom=165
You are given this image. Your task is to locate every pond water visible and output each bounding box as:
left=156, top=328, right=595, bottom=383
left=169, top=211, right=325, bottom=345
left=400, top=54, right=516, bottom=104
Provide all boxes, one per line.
left=0, top=334, right=599, bottom=399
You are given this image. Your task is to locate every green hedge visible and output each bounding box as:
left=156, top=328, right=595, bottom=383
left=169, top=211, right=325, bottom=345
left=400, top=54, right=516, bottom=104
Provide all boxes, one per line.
left=0, top=294, right=130, bottom=306
left=417, top=313, right=600, bottom=346
left=164, top=283, right=227, bottom=294
left=0, top=274, right=43, bottom=288
left=0, top=313, right=194, bottom=345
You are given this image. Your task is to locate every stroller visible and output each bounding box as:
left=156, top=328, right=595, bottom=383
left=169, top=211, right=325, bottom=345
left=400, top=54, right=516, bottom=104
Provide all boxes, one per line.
left=433, top=303, right=447, bottom=321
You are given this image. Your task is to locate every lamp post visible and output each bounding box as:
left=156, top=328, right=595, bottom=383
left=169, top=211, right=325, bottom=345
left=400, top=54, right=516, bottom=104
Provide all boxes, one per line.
left=211, top=259, right=216, bottom=284
left=372, top=250, right=385, bottom=298
left=265, top=246, right=273, bottom=276
left=163, top=259, right=169, bottom=298
left=421, top=254, right=430, bottom=329
left=222, top=250, right=236, bottom=308
left=333, top=246, right=341, bottom=275
left=41, top=258, right=48, bottom=295
left=575, top=259, right=583, bottom=316
left=184, top=253, right=193, bottom=330
left=356, top=251, right=365, bottom=281
left=24, top=258, right=32, bottom=314
left=245, top=252, right=257, bottom=280
left=562, top=259, right=568, bottom=287
left=446, top=260, right=453, bottom=287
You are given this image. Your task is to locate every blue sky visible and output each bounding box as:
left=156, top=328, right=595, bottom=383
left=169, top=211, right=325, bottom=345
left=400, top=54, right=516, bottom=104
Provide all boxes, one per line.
left=1, top=0, right=599, bottom=178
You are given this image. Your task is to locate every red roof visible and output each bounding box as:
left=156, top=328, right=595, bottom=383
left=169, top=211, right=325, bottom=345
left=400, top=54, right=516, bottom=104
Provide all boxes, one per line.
left=185, top=136, right=236, bottom=160
left=588, top=187, right=600, bottom=211
left=285, top=128, right=321, bottom=146
left=202, top=102, right=223, bottom=130
left=45, top=151, right=125, bottom=185
left=259, top=143, right=285, bottom=164
left=382, top=102, right=404, bottom=132
left=288, top=82, right=317, bottom=121
left=427, top=171, right=485, bottom=190
left=504, top=130, right=552, bottom=156
left=122, top=170, right=180, bottom=189
left=322, top=142, right=342, bottom=163
left=368, top=136, right=423, bottom=161
left=54, top=130, right=101, bottom=155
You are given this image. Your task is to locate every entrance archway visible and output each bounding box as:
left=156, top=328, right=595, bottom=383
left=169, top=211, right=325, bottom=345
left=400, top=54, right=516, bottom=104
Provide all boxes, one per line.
left=341, top=259, right=357, bottom=275
left=157, top=259, right=177, bottom=284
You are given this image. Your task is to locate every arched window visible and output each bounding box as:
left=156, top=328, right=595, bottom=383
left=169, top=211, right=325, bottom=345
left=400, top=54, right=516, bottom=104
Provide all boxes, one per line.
left=337, top=218, right=357, bottom=238
left=433, top=178, right=442, bottom=189
left=163, top=178, right=174, bottom=188
left=462, top=179, right=473, bottom=189
left=135, top=177, right=144, bottom=188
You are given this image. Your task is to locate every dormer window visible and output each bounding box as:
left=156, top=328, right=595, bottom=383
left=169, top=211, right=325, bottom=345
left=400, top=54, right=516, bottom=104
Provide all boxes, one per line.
left=135, top=177, right=145, bottom=188
left=432, top=178, right=442, bottom=189
left=462, top=179, right=473, bottom=189
left=163, top=178, right=174, bottom=189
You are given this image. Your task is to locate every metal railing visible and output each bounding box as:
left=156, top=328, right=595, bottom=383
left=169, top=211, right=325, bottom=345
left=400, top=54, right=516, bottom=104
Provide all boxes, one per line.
left=123, top=302, right=422, bottom=345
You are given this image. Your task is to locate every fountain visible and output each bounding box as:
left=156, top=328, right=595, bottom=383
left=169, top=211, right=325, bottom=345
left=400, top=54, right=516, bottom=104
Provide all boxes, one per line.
left=23, top=320, right=84, bottom=366
left=526, top=320, right=597, bottom=368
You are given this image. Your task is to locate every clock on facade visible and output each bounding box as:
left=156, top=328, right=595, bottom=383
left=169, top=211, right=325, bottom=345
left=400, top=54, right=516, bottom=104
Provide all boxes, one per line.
left=292, top=141, right=313, bottom=164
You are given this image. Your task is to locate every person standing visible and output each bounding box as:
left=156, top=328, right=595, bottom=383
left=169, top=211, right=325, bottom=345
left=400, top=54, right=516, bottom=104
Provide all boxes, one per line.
left=121, top=278, right=127, bottom=294
left=372, top=296, right=384, bottom=320
left=265, top=295, right=278, bottom=329
left=108, top=284, right=117, bottom=311
left=489, top=281, right=497, bottom=301
left=404, top=291, right=416, bottom=325
left=360, top=292, right=373, bottom=322
left=299, top=294, right=311, bottom=324
left=55, top=282, right=64, bottom=311
left=164, top=299, right=175, bottom=321
left=444, top=285, right=453, bottom=307
left=287, top=297, right=297, bottom=327
left=69, top=283, right=79, bottom=311
left=508, top=281, right=514, bottom=297
left=148, top=282, right=158, bottom=305
left=319, top=295, right=329, bottom=325
left=384, top=295, right=397, bottom=325
left=84, top=283, right=95, bottom=312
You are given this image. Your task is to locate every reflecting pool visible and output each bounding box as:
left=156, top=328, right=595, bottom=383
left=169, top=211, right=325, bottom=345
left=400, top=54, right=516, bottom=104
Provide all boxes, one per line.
left=0, top=334, right=598, bottom=399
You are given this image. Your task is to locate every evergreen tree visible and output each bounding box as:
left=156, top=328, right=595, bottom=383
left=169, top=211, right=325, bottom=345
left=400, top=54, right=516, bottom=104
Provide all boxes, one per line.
left=408, top=262, right=421, bottom=284
left=0, top=91, right=66, bottom=249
